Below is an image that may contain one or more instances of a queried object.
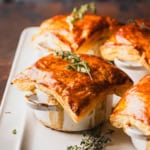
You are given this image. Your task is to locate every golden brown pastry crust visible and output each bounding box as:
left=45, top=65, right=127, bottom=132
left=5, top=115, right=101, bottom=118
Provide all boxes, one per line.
left=12, top=54, right=132, bottom=122
left=100, top=20, right=150, bottom=69
left=32, top=14, right=117, bottom=55
left=110, top=74, right=150, bottom=136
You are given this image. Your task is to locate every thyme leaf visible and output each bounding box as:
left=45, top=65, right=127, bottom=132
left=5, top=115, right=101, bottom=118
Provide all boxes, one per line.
left=55, top=51, right=93, bottom=80
left=12, top=129, right=17, bottom=135
left=67, top=128, right=114, bottom=150
left=127, top=19, right=150, bottom=30
left=66, top=3, right=96, bottom=31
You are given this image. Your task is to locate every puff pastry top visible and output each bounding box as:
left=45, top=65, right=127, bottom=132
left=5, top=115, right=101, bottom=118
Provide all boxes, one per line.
left=32, top=14, right=117, bottom=54
left=100, top=20, right=150, bottom=69
left=110, top=74, right=150, bottom=135
left=12, top=53, right=132, bottom=122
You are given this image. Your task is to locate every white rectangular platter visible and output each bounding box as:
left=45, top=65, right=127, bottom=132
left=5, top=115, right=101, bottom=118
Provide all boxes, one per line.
left=0, top=27, right=135, bottom=150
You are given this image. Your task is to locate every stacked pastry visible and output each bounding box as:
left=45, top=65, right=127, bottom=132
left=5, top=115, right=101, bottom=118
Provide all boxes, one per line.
left=32, top=3, right=118, bottom=56
left=12, top=52, right=132, bottom=131
left=110, top=74, right=150, bottom=149
left=14, top=3, right=130, bottom=131
left=99, top=19, right=150, bottom=69
left=99, top=19, right=150, bottom=83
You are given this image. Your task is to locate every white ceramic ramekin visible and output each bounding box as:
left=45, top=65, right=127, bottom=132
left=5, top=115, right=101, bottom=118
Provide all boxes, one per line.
left=125, top=127, right=150, bottom=150
left=25, top=90, right=107, bottom=132
left=113, top=59, right=150, bottom=107
left=114, top=59, right=150, bottom=83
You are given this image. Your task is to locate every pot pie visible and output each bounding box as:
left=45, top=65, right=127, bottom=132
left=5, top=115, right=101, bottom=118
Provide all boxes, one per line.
left=110, top=74, right=150, bottom=136
left=32, top=13, right=117, bottom=56
left=99, top=19, right=150, bottom=69
left=12, top=52, right=132, bottom=123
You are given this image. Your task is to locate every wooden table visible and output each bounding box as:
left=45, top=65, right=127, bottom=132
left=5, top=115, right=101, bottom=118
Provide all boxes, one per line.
left=0, top=1, right=149, bottom=103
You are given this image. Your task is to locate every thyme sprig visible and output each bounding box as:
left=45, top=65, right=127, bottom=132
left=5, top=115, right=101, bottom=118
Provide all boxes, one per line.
left=66, top=3, right=96, bottom=31
left=127, top=19, right=150, bottom=30
left=67, top=128, right=114, bottom=150
left=55, top=51, right=93, bottom=80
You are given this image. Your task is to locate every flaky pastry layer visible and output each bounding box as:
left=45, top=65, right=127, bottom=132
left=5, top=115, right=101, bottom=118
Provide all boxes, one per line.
left=12, top=54, right=132, bottom=122
left=32, top=14, right=117, bottom=56
left=110, top=74, right=150, bottom=136
left=100, top=20, right=150, bottom=69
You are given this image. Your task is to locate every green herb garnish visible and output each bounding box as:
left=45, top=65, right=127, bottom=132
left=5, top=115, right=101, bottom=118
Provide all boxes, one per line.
left=138, top=22, right=150, bottom=30
left=127, top=19, right=150, bottom=30
left=55, top=51, right=93, bottom=80
left=67, top=128, right=114, bottom=150
left=12, top=129, right=17, bottom=135
left=66, top=3, right=96, bottom=31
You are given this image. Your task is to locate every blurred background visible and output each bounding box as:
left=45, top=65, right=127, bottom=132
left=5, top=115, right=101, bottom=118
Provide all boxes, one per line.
left=0, top=0, right=150, bottom=3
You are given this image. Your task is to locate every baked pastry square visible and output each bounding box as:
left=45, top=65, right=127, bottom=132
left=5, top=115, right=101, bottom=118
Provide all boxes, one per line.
left=12, top=53, right=132, bottom=123
left=100, top=20, right=150, bottom=69
left=110, top=74, right=150, bottom=136
left=32, top=14, right=117, bottom=56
